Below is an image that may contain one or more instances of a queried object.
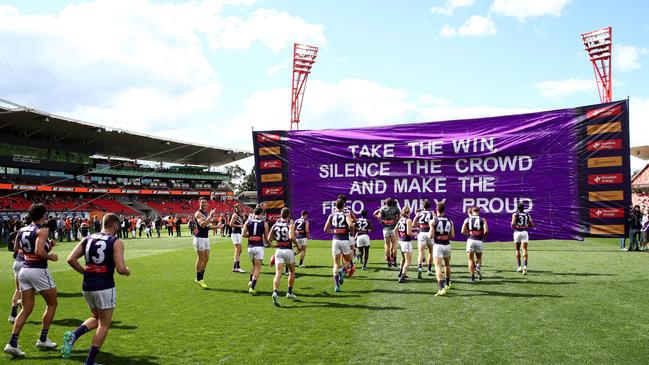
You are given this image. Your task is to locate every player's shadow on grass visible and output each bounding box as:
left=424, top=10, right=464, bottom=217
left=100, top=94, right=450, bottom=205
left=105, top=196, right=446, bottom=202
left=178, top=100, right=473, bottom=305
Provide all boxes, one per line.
left=472, top=279, right=577, bottom=286
left=281, top=301, right=404, bottom=311
left=28, top=318, right=138, bottom=330
left=56, top=291, right=84, bottom=298
left=44, top=351, right=159, bottom=364
left=451, top=288, right=563, bottom=298
left=350, top=288, right=435, bottom=296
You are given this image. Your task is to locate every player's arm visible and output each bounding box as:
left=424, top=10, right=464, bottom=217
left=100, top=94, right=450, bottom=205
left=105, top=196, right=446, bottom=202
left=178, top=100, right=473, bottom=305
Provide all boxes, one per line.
left=266, top=224, right=275, bottom=244
left=35, top=228, right=57, bottom=261
left=345, top=214, right=353, bottom=229
left=372, top=208, right=381, bottom=220
left=511, top=213, right=517, bottom=228
left=305, top=220, right=310, bottom=238
left=406, top=218, right=413, bottom=236
left=528, top=216, right=535, bottom=228
left=13, top=233, right=20, bottom=254
left=324, top=215, right=333, bottom=234
left=66, top=240, right=86, bottom=274
left=242, top=222, right=249, bottom=238
left=113, top=239, right=130, bottom=276
left=412, top=213, right=420, bottom=229
left=461, top=220, right=469, bottom=237
left=289, top=220, right=297, bottom=243
left=449, top=222, right=455, bottom=240
left=195, top=209, right=214, bottom=228
left=368, top=220, right=374, bottom=233
left=483, top=219, right=489, bottom=241
left=428, top=219, right=435, bottom=239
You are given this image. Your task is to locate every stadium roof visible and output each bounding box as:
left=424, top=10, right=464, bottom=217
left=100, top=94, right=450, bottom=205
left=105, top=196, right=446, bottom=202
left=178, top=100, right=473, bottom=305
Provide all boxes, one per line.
left=0, top=99, right=251, bottom=166
left=631, top=146, right=649, bottom=160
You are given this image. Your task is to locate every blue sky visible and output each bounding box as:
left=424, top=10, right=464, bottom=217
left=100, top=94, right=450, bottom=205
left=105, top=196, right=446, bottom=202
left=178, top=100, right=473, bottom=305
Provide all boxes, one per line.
left=0, top=0, right=647, bottom=171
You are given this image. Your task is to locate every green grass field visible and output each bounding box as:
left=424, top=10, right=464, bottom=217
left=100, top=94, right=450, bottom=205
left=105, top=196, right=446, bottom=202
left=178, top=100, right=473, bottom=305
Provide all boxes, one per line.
left=0, top=235, right=648, bottom=365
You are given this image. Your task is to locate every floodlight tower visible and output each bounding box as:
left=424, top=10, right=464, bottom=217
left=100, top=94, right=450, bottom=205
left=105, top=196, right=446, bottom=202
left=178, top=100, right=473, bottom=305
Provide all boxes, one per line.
left=581, top=27, right=612, bottom=103
left=291, top=43, right=318, bottom=130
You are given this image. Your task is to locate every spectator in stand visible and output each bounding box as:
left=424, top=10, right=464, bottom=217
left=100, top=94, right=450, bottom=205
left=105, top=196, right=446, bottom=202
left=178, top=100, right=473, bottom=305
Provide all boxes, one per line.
left=154, top=216, right=162, bottom=238
left=48, top=215, right=57, bottom=239
left=130, top=217, right=137, bottom=239
left=641, top=207, right=649, bottom=251
left=136, top=217, right=143, bottom=238
left=80, top=219, right=89, bottom=238
left=65, top=218, right=72, bottom=242
left=175, top=216, right=182, bottom=237
left=188, top=217, right=196, bottom=236
left=72, top=218, right=80, bottom=241
left=93, top=216, right=101, bottom=233
left=628, top=205, right=642, bottom=251
left=56, top=217, right=65, bottom=242
left=167, top=216, right=174, bottom=237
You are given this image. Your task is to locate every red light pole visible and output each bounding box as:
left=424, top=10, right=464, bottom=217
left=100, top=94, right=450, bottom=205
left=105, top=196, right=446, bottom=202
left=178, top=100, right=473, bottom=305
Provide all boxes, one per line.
left=291, top=43, right=318, bottom=130
left=581, top=27, right=612, bottom=103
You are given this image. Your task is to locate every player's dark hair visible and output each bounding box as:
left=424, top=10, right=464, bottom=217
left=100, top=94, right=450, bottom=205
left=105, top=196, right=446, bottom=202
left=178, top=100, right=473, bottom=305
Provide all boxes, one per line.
left=472, top=206, right=481, bottom=214
left=423, top=200, right=430, bottom=209
left=361, top=209, right=367, bottom=218
left=28, top=203, right=47, bottom=222
left=336, top=199, right=344, bottom=210
left=254, top=207, right=263, bottom=215
left=437, top=202, right=445, bottom=214
left=301, top=210, right=308, bottom=217
left=337, top=194, right=347, bottom=203
left=281, top=207, right=290, bottom=219
left=103, top=213, right=121, bottom=230
left=386, top=198, right=395, bottom=207
left=518, top=202, right=525, bottom=212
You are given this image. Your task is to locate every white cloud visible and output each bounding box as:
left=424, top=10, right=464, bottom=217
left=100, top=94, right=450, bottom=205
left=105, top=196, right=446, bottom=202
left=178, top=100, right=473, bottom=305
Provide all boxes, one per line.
left=490, top=0, right=573, bottom=21
left=431, top=0, right=475, bottom=16
left=534, top=79, right=597, bottom=100
left=615, top=44, right=647, bottom=72
left=440, top=15, right=497, bottom=38
left=267, top=62, right=289, bottom=76
left=0, top=0, right=325, bottom=138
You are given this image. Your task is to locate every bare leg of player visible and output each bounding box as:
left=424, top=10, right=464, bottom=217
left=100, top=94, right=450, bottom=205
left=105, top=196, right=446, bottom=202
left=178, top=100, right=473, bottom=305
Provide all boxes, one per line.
left=299, top=245, right=307, bottom=267
left=232, top=244, right=243, bottom=273
left=362, top=246, right=370, bottom=269
left=515, top=242, right=522, bottom=272
left=39, top=288, right=58, bottom=335
left=8, top=277, right=21, bottom=323
left=522, top=242, right=528, bottom=275
left=84, top=308, right=113, bottom=365
left=333, top=253, right=343, bottom=292
left=399, top=251, right=412, bottom=283
left=286, top=263, right=296, bottom=299
left=384, top=237, right=391, bottom=267
left=272, top=263, right=283, bottom=306
left=248, top=259, right=262, bottom=295
left=475, top=252, right=483, bottom=280
left=417, top=245, right=426, bottom=279
left=434, top=256, right=445, bottom=295
left=427, top=245, right=434, bottom=275
left=467, top=252, right=476, bottom=283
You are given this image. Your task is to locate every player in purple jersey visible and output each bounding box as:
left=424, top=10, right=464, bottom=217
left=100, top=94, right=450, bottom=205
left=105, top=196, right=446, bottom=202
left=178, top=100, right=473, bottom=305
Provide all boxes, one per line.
left=462, top=207, right=489, bottom=283
left=413, top=200, right=435, bottom=279
left=242, top=207, right=268, bottom=295
left=62, top=213, right=130, bottom=365
left=193, top=198, right=216, bottom=289
left=294, top=210, right=310, bottom=267
left=4, top=204, right=59, bottom=358
left=429, top=202, right=455, bottom=296
left=396, top=207, right=414, bottom=283
left=324, top=199, right=354, bottom=292
left=267, top=208, right=298, bottom=306
left=353, top=209, right=373, bottom=270
left=229, top=207, right=245, bottom=273
left=511, top=202, right=534, bottom=275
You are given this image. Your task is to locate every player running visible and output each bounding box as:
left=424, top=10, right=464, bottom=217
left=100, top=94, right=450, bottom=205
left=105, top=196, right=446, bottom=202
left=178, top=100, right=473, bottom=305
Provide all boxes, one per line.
left=462, top=207, right=489, bottom=283
left=268, top=208, right=298, bottom=306
left=512, top=202, right=534, bottom=275
left=193, top=198, right=215, bottom=289
left=353, top=209, right=373, bottom=270
left=396, top=207, right=414, bottom=283
left=429, top=202, right=454, bottom=296
left=373, top=198, right=400, bottom=268
left=4, top=204, right=59, bottom=358
left=230, top=207, right=245, bottom=273
left=294, top=210, right=310, bottom=267
left=325, top=199, right=354, bottom=292
left=62, top=213, right=130, bottom=364
left=413, top=200, right=435, bottom=279
left=242, top=207, right=268, bottom=295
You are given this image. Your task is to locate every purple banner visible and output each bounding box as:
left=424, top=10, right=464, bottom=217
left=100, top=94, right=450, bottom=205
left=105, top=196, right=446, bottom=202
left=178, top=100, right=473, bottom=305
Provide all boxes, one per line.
left=253, top=101, right=631, bottom=242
